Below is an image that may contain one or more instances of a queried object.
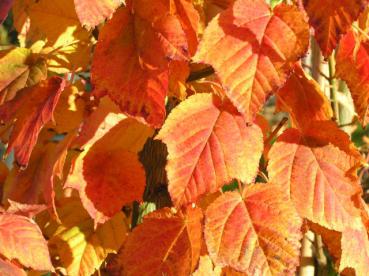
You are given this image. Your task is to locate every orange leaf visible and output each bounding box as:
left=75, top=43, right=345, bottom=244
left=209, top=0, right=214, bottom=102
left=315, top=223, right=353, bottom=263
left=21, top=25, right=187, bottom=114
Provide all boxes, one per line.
left=66, top=118, right=153, bottom=225
left=0, top=213, right=53, bottom=271
left=6, top=200, right=47, bottom=218
left=192, top=255, right=221, bottom=276
left=0, top=77, right=65, bottom=167
left=205, top=184, right=302, bottom=274
left=276, top=64, right=333, bottom=130
left=157, top=93, right=263, bottom=207
left=268, top=127, right=362, bottom=231
left=91, top=1, right=193, bottom=127
left=0, top=258, right=26, bottom=276
left=339, top=226, right=369, bottom=275
left=336, top=30, right=369, bottom=126
left=194, top=0, right=309, bottom=121
left=111, top=206, right=203, bottom=276
left=74, top=0, right=123, bottom=29
left=301, top=0, right=366, bottom=57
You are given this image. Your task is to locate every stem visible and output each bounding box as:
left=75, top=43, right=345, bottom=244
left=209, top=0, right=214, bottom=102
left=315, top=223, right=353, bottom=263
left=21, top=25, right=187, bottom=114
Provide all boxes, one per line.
left=299, top=231, right=316, bottom=276
left=131, top=201, right=140, bottom=229
left=187, top=66, right=215, bottom=82
left=328, top=55, right=340, bottom=123
left=264, top=117, right=288, bottom=146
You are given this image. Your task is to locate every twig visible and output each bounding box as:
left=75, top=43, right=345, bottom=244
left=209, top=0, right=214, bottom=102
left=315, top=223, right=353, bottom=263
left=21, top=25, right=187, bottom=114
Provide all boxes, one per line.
left=328, top=55, right=340, bottom=123
left=302, top=63, right=330, bottom=81
left=264, top=117, right=288, bottom=146
left=187, top=66, right=215, bottom=82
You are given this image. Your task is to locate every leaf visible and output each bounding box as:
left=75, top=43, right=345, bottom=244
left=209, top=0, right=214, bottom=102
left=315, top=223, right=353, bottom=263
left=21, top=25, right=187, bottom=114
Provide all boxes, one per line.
left=268, top=127, right=362, bottom=231
left=193, top=0, right=309, bottom=121
left=301, top=0, right=366, bottom=57
left=65, top=118, right=153, bottom=225
left=276, top=64, right=333, bottom=130
left=74, top=0, right=123, bottom=29
left=19, top=0, right=93, bottom=73
left=110, top=206, right=203, bottom=276
left=157, top=93, right=263, bottom=207
left=0, top=213, right=53, bottom=271
left=0, top=258, right=26, bottom=276
left=0, top=76, right=65, bottom=167
left=339, top=225, right=369, bottom=275
left=204, top=184, right=302, bottom=275
left=336, top=30, right=369, bottom=126
left=6, top=200, right=47, bottom=218
left=192, top=255, right=221, bottom=276
left=91, top=1, right=197, bottom=127
left=0, top=0, right=13, bottom=23
left=0, top=47, right=47, bottom=102
left=47, top=197, right=128, bottom=276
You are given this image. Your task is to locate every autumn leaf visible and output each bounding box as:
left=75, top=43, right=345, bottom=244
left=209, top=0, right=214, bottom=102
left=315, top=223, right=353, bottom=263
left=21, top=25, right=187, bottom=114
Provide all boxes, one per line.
left=0, top=76, right=65, bottom=167
left=301, top=0, right=366, bottom=57
left=44, top=197, right=128, bottom=276
left=192, top=255, right=221, bottom=276
left=6, top=200, right=47, bottom=218
left=65, top=118, right=153, bottom=225
left=16, top=0, right=93, bottom=73
left=157, top=93, right=263, bottom=207
left=336, top=30, right=369, bottom=126
left=91, top=1, right=199, bottom=127
left=268, top=127, right=362, bottom=231
left=110, top=206, right=203, bottom=276
left=0, top=0, right=12, bottom=23
left=205, top=184, right=302, bottom=275
left=0, top=213, right=53, bottom=271
left=0, top=258, right=26, bottom=276
left=194, top=0, right=309, bottom=121
left=276, top=64, right=333, bottom=130
left=0, top=47, right=47, bottom=103
left=74, top=0, right=124, bottom=29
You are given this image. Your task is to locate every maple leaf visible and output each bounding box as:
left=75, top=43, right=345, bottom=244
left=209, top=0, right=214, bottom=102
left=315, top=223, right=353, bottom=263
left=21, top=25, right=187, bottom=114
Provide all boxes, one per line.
left=44, top=197, right=128, bottom=276
left=194, top=0, right=309, bottom=121
left=268, top=127, right=362, bottom=231
left=276, top=64, right=333, bottom=130
left=110, top=206, right=203, bottom=276
left=74, top=0, right=124, bottom=29
left=0, top=213, right=53, bottom=271
left=301, top=0, right=367, bottom=57
left=65, top=118, right=153, bottom=225
left=205, top=184, right=302, bottom=275
left=157, top=93, right=263, bottom=207
left=336, top=30, right=369, bottom=126
left=0, top=258, right=26, bottom=276
left=0, top=76, right=65, bottom=167
left=91, top=1, right=199, bottom=127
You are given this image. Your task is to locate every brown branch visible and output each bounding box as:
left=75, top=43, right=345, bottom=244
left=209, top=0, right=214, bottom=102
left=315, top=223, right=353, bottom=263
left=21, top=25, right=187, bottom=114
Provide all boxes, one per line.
left=187, top=66, right=215, bottom=82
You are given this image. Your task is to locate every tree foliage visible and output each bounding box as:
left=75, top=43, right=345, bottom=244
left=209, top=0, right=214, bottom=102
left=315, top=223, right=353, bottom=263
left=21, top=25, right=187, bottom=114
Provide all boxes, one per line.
left=0, top=0, right=369, bottom=275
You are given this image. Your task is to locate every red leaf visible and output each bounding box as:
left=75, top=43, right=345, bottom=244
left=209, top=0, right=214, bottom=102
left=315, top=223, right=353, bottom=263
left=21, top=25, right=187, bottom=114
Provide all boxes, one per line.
left=0, top=77, right=65, bottom=167
left=336, top=30, right=369, bottom=125
left=0, top=213, right=53, bottom=271
left=66, top=118, right=153, bottom=225
left=205, top=184, right=302, bottom=274
left=194, top=0, right=309, bottom=121
left=0, top=0, right=12, bottom=23
left=91, top=1, right=193, bottom=127
left=110, top=206, right=203, bottom=275
left=301, top=0, right=366, bottom=57
left=157, top=93, right=263, bottom=207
